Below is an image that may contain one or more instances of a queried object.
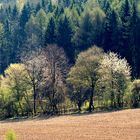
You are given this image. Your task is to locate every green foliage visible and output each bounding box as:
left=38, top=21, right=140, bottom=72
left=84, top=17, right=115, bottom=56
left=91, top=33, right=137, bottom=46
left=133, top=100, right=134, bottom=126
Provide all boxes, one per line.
left=68, top=46, right=104, bottom=112
left=5, top=130, right=16, bottom=140
left=73, top=7, right=105, bottom=50
left=0, top=64, right=32, bottom=118
left=130, top=80, right=140, bottom=108
left=0, top=0, right=140, bottom=117
left=68, top=46, right=131, bottom=111
left=99, top=52, right=131, bottom=108
left=45, top=16, right=56, bottom=45
left=56, top=15, right=74, bottom=62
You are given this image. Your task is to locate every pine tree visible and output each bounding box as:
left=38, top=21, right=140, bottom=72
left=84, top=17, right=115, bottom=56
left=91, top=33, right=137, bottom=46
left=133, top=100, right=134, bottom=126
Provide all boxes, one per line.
left=48, top=0, right=53, bottom=12
left=73, top=12, right=94, bottom=51
left=45, top=17, right=56, bottom=45
left=36, top=3, right=41, bottom=13
left=103, top=8, right=119, bottom=52
left=119, top=0, right=132, bottom=60
left=73, top=8, right=105, bottom=51
left=42, top=0, right=46, bottom=9
left=19, top=4, right=31, bottom=37
left=131, top=1, right=140, bottom=78
left=54, top=6, right=64, bottom=18
left=36, top=9, right=48, bottom=47
left=12, top=5, right=19, bottom=19
left=0, top=23, right=8, bottom=73
left=25, top=15, right=40, bottom=51
left=57, top=15, right=74, bottom=62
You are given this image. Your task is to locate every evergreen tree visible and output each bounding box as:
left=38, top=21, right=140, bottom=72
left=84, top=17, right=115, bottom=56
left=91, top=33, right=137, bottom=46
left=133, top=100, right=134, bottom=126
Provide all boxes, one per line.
left=73, top=12, right=94, bottom=50
left=45, top=17, right=56, bottom=45
left=0, top=23, right=8, bottom=73
left=19, top=4, right=31, bottom=29
left=103, top=9, right=119, bottom=52
left=12, top=5, right=19, bottom=19
left=24, top=14, right=40, bottom=51
left=36, top=9, right=48, bottom=47
left=73, top=7, right=105, bottom=51
left=119, top=0, right=132, bottom=60
left=47, top=0, right=53, bottom=12
left=42, top=0, right=46, bottom=9
left=36, top=3, right=41, bottom=13
left=54, top=6, right=64, bottom=18
left=19, top=4, right=31, bottom=42
left=131, top=1, right=140, bottom=78
left=57, top=15, right=74, bottom=62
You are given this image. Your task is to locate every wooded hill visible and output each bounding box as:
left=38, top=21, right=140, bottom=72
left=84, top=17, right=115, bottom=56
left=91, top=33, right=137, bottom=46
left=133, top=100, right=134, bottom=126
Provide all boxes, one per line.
left=0, top=0, right=140, bottom=118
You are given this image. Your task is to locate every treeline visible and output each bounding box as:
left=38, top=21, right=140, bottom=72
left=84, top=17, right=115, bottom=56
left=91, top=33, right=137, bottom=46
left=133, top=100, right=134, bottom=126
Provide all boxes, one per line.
left=0, top=0, right=140, bottom=118
left=0, top=45, right=140, bottom=118
left=0, top=0, right=140, bottom=77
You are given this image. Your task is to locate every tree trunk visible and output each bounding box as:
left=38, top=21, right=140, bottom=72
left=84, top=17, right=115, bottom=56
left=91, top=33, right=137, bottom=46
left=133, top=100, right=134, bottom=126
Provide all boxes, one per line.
left=24, top=92, right=33, bottom=116
left=33, top=84, right=36, bottom=116
left=78, top=101, right=82, bottom=112
left=89, top=82, right=95, bottom=112
left=19, top=101, right=24, bottom=116
left=111, top=91, right=114, bottom=108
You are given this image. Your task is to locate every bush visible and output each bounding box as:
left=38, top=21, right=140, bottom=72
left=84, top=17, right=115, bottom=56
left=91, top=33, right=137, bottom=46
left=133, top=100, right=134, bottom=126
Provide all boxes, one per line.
left=131, top=80, right=140, bottom=108
left=5, top=130, right=16, bottom=140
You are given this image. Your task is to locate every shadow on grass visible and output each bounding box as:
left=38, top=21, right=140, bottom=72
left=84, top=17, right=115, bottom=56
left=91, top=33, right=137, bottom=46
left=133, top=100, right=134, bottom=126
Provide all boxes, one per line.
left=0, top=107, right=137, bottom=123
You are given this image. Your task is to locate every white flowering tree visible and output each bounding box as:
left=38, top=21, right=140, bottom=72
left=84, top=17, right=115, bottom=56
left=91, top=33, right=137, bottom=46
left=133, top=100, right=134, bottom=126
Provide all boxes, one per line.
left=99, top=52, right=131, bottom=108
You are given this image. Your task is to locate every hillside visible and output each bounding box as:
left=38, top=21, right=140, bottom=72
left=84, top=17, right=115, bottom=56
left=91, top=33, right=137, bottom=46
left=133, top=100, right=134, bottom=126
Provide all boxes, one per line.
left=0, top=109, right=140, bottom=140
left=0, top=1, right=140, bottom=139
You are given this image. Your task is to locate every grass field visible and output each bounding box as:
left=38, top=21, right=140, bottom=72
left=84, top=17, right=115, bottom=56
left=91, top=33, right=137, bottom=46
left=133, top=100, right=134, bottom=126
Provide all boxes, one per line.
left=0, top=109, right=140, bottom=140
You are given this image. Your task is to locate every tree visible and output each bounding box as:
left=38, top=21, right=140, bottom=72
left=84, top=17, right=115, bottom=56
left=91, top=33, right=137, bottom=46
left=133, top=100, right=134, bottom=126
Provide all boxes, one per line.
left=68, top=46, right=104, bottom=112
left=19, top=4, right=31, bottom=31
left=131, top=2, right=140, bottom=78
left=0, top=23, right=7, bottom=73
left=118, top=0, right=132, bottom=65
left=73, top=7, right=105, bottom=51
left=100, top=52, right=131, bottom=108
left=47, top=0, right=53, bottom=12
left=3, top=64, right=32, bottom=116
left=57, top=15, right=74, bottom=63
left=36, top=9, right=48, bottom=47
left=24, top=14, right=40, bottom=51
left=103, top=9, right=120, bottom=52
left=22, top=49, right=46, bottom=115
left=0, top=75, right=14, bottom=118
left=43, top=44, right=69, bottom=113
left=131, top=80, right=140, bottom=108
left=67, top=84, right=90, bottom=112
left=18, top=4, right=31, bottom=52
left=41, top=0, right=46, bottom=10
left=12, top=5, right=19, bottom=19
left=44, top=17, right=56, bottom=45
left=16, top=0, right=26, bottom=12
left=0, top=64, right=32, bottom=117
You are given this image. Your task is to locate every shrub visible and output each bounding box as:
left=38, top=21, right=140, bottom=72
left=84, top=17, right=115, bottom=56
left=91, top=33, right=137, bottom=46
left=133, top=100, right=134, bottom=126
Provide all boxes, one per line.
left=5, top=130, right=16, bottom=140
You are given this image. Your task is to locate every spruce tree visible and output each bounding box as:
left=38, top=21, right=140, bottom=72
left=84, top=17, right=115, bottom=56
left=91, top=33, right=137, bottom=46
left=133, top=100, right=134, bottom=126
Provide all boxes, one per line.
left=12, top=5, right=18, bottom=19
left=119, top=0, right=132, bottom=60
left=57, top=15, right=74, bottom=63
left=20, top=5, right=31, bottom=29
left=103, top=8, right=119, bottom=52
left=131, top=1, right=140, bottom=78
left=45, top=17, right=56, bottom=45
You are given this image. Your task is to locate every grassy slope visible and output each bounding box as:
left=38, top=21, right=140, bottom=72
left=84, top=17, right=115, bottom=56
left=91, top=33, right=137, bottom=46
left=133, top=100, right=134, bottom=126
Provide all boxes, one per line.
left=0, top=109, right=140, bottom=140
